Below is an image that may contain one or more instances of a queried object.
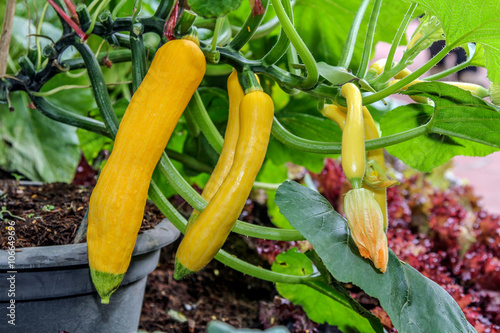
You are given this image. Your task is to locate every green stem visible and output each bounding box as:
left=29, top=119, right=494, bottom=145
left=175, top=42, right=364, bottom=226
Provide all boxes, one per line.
left=363, top=45, right=452, bottom=105
left=74, top=41, right=119, bottom=137
left=337, top=0, right=370, bottom=69
left=253, top=181, right=282, bottom=190
left=62, top=49, right=133, bottom=70
left=211, top=16, right=225, bottom=51
left=156, top=150, right=304, bottom=241
left=165, top=148, right=213, bottom=174
left=29, top=95, right=110, bottom=137
left=132, top=0, right=142, bottom=22
left=154, top=0, right=176, bottom=19
left=148, top=181, right=313, bottom=283
left=215, top=250, right=319, bottom=283
left=424, top=60, right=471, bottom=81
left=85, top=0, right=112, bottom=35
left=357, top=0, right=383, bottom=78
left=229, top=0, right=270, bottom=51
left=130, top=23, right=147, bottom=92
left=205, top=63, right=233, bottom=76
left=247, top=16, right=280, bottom=39
left=230, top=0, right=296, bottom=39
left=111, top=0, right=128, bottom=18
left=270, top=0, right=318, bottom=90
left=157, top=153, right=207, bottom=211
left=384, top=2, right=417, bottom=74
left=262, top=0, right=294, bottom=65
left=272, top=116, right=428, bottom=154
left=183, top=103, right=201, bottom=137
left=187, top=90, right=224, bottom=153
left=36, top=3, right=49, bottom=70
left=304, top=281, right=354, bottom=310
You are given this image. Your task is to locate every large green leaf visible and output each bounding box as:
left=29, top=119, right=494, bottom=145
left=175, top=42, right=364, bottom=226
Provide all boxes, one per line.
left=188, top=0, right=242, bottom=18
left=381, top=82, right=500, bottom=171
left=272, top=248, right=383, bottom=333
left=409, top=0, right=500, bottom=82
left=0, top=93, right=80, bottom=182
left=275, top=181, right=476, bottom=333
left=294, top=0, right=419, bottom=71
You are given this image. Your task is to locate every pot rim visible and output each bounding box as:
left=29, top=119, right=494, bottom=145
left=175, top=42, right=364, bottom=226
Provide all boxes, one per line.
left=0, top=219, right=180, bottom=270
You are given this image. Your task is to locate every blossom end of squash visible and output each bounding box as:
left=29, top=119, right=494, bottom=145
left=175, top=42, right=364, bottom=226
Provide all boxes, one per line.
left=174, top=257, right=194, bottom=280
left=90, top=268, right=124, bottom=304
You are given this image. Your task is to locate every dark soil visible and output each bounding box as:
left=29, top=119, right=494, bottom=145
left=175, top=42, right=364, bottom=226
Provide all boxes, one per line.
left=0, top=180, right=291, bottom=332
left=0, top=180, right=162, bottom=248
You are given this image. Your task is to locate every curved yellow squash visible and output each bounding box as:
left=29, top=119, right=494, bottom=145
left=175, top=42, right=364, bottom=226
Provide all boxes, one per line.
left=87, top=39, right=205, bottom=303
left=174, top=90, right=275, bottom=279
left=186, top=71, right=245, bottom=229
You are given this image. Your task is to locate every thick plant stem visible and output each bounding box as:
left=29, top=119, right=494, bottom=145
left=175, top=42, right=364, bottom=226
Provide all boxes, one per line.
left=357, top=0, right=383, bottom=78
left=130, top=23, right=147, bottom=92
left=337, top=0, right=370, bottom=69
left=211, top=16, right=225, bottom=51
left=187, top=90, right=224, bottom=154
left=363, top=46, right=452, bottom=105
left=154, top=0, right=176, bottom=19
left=272, top=116, right=428, bottom=154
left=384, top=2, right=418, bottom=75
left=424, top=61, right=472, bottom=81
left=270, top=0, right=318, bottom=90
left=262, top=0, right=294, bottom=65
left=74, top=41, right=119, bottom=137
left=229, top=0, right=269, bottom=51
left=30, top=95, right=110, bottom=137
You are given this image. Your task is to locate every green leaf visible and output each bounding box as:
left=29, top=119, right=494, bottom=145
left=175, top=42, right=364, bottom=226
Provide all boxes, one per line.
left=272, top=248, right=383, bottom=333
left=465, top=43, right=485, bottom=68
left=256, top=160, right=292, bottom=228
left=274, top=181, right=476, bottom=333
left=409, top=0, right=500, bottom=82
left=268, top=112, right=338, bottom=172
left=77, top=98, right=129, bottom=166
left=381, top=82, right=500, bottom=171
left=41, top=73, right=96, bottom=117
left=0, top=93, right=80, bottom=182
left=317, top=62, right=357, bottom=85
left=188, top=0, right=242, bottom=18
left=267, top=93, right=342, bottom=172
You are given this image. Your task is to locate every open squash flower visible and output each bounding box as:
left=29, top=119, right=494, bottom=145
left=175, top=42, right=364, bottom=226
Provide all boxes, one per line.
left=363, top=160, right=400, bottom=189
left=344, top=188, right=389, bottom=273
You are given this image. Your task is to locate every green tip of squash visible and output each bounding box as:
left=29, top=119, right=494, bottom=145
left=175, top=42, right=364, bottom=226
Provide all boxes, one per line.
left=90, top=268, right=125, bottom=304
left=174, top=257, right=194, bottom=280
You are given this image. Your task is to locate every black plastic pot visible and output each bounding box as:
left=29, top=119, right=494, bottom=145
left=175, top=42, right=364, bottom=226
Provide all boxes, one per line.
left=0, top=219, right=180, bottom=333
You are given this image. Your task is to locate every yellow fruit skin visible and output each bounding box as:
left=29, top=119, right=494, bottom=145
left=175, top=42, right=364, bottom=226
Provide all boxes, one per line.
left=186, top=71, right=253, bottom=229
left=87, top=39, right=206, bottom=303
left=341, top=83, right=365, bottom=188
left=361, top=107, right=388, bottom=231
left=321, top=104, right=346, bottom=130
left=175, top=91, right=274, bottom=278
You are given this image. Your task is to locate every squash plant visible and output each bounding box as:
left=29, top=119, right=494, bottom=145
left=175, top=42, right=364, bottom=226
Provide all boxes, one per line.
left=1, top=0, right=500, bottom=331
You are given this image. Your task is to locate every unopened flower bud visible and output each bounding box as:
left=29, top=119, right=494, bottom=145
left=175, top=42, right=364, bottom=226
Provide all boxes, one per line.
left=344, top=188, right=389, bottom=273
